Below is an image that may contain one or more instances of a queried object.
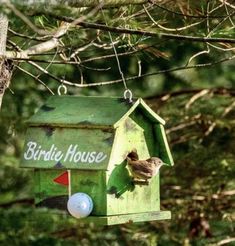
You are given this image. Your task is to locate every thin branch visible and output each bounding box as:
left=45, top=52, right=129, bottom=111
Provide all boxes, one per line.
left=186, top=49, right=210, bottom=66
left=208, top=42, right=235, bottom=51
left=8, top=28, right=48, bottom=41
left=154, top=3, right=234, bottom=19
left=146, top=88, right=235, bottom=100
left=5, top=2, right=50, bottom=36
left=217, top=237, right=235, bottom=246
left=8, top=46, right=140, bottom=64
left=27, top=54, right=235, bottom=88
left=6, top=5, right=103, bottom=59
left=166, top=120, right=199, bottom=134
left=204, top=99, right=235, bottom=137
left=17, top=13, right=235, bottom=46
left=185, top=89, right=210, bottom=110
left=219, top=0, right=235, bottom=10
left=6, top=22, right=70, bottom=58
left=143, top=4, right=204, bottom=32
left=91, top=54, right=235, bottom=87
left=57, top=17, right=235, bottom=44
left=223, top=0, right=235, bottom=27
left=10, top=0, right=147, bottom=8
left=207, top=11, right=235, bottom=37
left=16, top=65, right=55, bottom=94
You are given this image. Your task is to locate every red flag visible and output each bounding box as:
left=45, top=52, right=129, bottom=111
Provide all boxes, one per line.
left=53, top=171, right=69, bottom=186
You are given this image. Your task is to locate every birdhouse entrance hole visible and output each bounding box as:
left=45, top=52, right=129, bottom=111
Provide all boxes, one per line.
left=126, top=149, right=139, bottom=161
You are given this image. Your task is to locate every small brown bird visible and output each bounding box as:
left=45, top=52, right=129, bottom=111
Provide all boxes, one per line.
left=126, top=156, right=164, bottom=183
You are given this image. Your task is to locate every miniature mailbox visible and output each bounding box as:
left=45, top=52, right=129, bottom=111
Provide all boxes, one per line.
left=20, top=96, right=174, bottom=225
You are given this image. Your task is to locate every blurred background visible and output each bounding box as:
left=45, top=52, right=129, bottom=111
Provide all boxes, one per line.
left=0, top=1, right=234, bottom=245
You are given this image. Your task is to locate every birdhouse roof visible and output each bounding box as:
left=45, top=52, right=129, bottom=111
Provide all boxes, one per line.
left=28, top=96, right=165, bottom=128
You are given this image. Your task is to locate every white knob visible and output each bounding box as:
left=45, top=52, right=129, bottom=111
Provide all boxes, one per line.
left=67, top=193, right=93, bottom=218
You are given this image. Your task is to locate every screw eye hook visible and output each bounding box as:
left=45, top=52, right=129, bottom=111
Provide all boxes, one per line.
left=57, top=84, right=67, bottom=95
left=124, top=89, right=133, bottom=103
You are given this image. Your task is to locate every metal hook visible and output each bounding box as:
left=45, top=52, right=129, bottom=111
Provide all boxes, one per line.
left=57, top=84, right=67, bottom=95
left=124, top=89, right=133, bottom=103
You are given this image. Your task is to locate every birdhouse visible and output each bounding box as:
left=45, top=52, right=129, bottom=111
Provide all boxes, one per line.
left=20, top=96, right=174, bottom=225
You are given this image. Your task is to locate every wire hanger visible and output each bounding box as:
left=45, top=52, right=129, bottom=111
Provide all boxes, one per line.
left=101, top=8, right=133, bottom=103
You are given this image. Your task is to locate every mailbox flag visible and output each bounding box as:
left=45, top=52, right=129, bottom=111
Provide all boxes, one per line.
left=53, top=171, right=69, bottom=186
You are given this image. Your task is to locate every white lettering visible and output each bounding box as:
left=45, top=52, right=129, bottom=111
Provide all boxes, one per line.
left=24, top=141, right=37, bottom=160
left=88, top=152, right=96, bottom=163
left=54, top=151, right=63, bottom=162
left=95, top=152, right=107, bottom=163
left=51, top=147, right=57, bottom=160
left=81, top=152, right=89, bottom=163
left=44, top=145, right=55, bottom=161
left=74, top=151, right=81, bottom=162
left=33, top=145, right=41, bottom=160
left=64, top=145, right=77, bottom=162
left=37, top=150, right=46, bottom=160
left=23, top=141, right=107, bottom=164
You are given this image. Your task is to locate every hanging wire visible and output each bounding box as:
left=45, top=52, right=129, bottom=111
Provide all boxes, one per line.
left=101, top=8, right=133, bottom=103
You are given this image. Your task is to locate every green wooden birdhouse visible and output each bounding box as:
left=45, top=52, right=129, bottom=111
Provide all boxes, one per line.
left=20, top=96, right=174, bottom=225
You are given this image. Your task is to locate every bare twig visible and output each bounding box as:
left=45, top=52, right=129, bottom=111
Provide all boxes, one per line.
left=219, top=0, right=235, bottom=10
left=143, top=4, right=204, bottom=32
left=5, top=2, right=50, bottom=36
left=148, top=88, right=235, bottom=100
left=36, top=15, right=235, bottom=44
left=16, top=65, right=55, bottom=94
left=166, top=120, right=199, bottom=134
left=154, top=3, right=233, bottom=19
left=8, top=28, right=48, bottom=41
left=6, top=4, right=103, bottom=59
left=217, top=237, right=235, bottom=246
left=185, top=89, right=210, bottom=110
left=204, top=100, right=235, bottom=137
left=26, top=54, right=235, bottom=88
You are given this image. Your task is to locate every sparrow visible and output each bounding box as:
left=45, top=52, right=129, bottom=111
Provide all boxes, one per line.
left=126, top=156, right=164, bottom=183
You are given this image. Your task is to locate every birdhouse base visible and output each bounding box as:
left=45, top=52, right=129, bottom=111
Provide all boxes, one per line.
left=80, top=211, right=171, bottom=226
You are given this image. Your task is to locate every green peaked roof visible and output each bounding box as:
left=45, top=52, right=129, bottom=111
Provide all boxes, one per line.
left=28, top=96, right=165, bottom=128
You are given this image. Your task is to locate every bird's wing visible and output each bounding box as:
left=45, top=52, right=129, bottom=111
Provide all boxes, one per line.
left=133, top=170, right=152, bottom=179
left=128, top=160, right=153, bottom=174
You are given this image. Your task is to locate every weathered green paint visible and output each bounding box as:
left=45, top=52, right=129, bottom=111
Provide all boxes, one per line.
left=34, top=169, right=68, bottom=204
left=79, top=211, right=171, bottom=226
left=130, top=108, right=156, bottom=157
left=20, top=96, right=173, bottom=225
left=35, top=169, right=107, bottom=215
left=28, top=96, right=134, bottom=128
left=154, top=124, right=174, bottom=166
left=107, top=117, right=160, bottom=215
left=71, top=170, right=107, bottom=215
left=27, top=96, right=165, bottom=128
left=21, top=127, right=113, bottom=169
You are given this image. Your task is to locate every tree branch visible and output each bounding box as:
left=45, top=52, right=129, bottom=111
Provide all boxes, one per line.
left=6, top=5, right=103, bottom=59
left=6, top=19, right=235, bottom=59
left=54, top=16, right=235, bottom=44
left=0, top=14, right=12, bottom=109
left=146, top=87, right=235, bottom=100
left=26, top=54, right=235, bottom=88
left=0, top=14, right=8, bottom=56
left=10, top=0, right=148, bottom=8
